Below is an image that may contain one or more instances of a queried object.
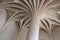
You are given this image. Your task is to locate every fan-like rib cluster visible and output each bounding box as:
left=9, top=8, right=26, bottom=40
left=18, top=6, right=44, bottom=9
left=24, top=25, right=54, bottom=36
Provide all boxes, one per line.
left=0, top=0, right=60, bottom=34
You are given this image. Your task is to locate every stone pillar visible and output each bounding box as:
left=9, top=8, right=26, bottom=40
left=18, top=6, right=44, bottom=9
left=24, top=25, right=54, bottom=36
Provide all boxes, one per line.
left=27, top=14, right=40, bottom=40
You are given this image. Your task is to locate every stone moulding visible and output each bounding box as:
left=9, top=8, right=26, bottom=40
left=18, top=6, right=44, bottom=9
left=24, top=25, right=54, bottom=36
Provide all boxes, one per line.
left=0, top=0, right=60, bottom=40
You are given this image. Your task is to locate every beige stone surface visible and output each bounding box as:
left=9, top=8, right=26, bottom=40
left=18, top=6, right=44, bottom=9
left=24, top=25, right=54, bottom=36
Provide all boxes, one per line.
left=0, top=0, right=60, bottom=40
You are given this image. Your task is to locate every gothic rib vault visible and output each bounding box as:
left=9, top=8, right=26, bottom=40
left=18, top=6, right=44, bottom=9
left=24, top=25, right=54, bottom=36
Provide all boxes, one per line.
left=0, top=0, right=60, bottom=40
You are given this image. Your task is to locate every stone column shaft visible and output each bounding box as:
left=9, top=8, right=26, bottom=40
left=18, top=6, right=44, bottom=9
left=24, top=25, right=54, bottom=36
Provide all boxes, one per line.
left=27, top=14, right=40, bottom=40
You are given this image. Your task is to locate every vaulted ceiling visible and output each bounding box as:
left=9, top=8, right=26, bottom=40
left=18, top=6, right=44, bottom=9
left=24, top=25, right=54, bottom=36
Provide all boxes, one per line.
left=0, top=0, right=60, bottom=40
